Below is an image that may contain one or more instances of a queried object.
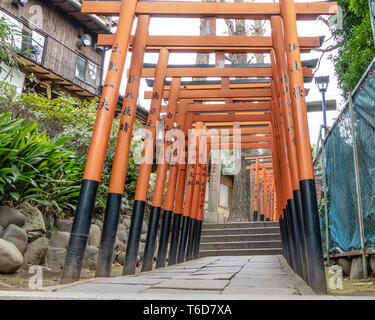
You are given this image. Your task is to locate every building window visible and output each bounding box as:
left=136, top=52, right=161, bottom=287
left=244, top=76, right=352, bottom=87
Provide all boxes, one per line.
left=219, top=183, right=229, bottom=208
left=75, top=55, right=98, bottom=86
left=21, top=27, right=45, bottom=64
left=0, top=9, right=45, bottom=64
left=86, top=61, right=98, bottom=86
left=75, top=56, right=86, bottom=80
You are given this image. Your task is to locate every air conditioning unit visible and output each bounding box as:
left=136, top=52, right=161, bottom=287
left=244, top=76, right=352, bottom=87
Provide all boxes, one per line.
left=94, top=43, right=105, bottom=54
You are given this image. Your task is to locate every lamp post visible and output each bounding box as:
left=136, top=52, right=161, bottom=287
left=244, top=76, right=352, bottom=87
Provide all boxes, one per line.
left=315, top=76, right=330, bottom=136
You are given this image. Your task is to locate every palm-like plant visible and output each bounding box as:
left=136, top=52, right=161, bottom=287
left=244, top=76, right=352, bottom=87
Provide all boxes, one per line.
left=0, top=16, right=22, bottom=73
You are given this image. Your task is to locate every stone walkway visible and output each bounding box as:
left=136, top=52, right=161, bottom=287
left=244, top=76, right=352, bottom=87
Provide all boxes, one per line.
left=1, top=255, right=374, bottom=300
left=57, top=255, right=313, bottom=297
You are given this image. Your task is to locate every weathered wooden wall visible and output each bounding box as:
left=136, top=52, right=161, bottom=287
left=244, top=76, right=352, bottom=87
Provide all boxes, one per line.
left=1, top=0, right=101, bottom=63
left=1, top=0, right=103, bottom=95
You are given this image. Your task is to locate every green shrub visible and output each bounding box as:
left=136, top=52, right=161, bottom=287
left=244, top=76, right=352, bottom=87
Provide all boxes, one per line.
left=0, top=80, right=144, bottom=213
left=0, top=112, right=85, bottom=214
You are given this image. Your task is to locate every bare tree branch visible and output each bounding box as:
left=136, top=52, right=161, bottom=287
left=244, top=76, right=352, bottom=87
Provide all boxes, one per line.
left=313, top=51, right=326, bottom=76
left=312, top=41, right=344, bottom=53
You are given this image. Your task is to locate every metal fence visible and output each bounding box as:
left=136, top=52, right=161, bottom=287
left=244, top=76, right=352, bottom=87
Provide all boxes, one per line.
left=313, top=58, right=375, bottom=271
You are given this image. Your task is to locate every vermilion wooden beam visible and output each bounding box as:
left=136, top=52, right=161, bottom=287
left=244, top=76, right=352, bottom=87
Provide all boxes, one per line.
left=97, top=35, right=322, bottom=52
left=208, top=136, right=271, bottom=143
left=199, top=135, right=270, bottom=144
left=245, top=155, right=272, bottom=160
left=246, top=163, right=273, bottom=170
left=192, top=122, right=270, bottom=127
left=160, top=102, right=271, bottom=113
left=188, top=98, right=271, bottom=102
left=140, top=67, right=312, bottom=78
left=162, top=82, right=271, bottom=91
left=141, top=67, right=271, bottom=78
left=145, top=88, right=271, bottom=99
left=210, top=143, right=271, bottom=150
left=192, top=113, right=271, bottom=122
left=134, top=46, right=300, bottom=54
left=188, top=102, right=271, bottom=112
left=82, top=1, right=337, bottom=20
left=205, top=127, right=271, bottom=135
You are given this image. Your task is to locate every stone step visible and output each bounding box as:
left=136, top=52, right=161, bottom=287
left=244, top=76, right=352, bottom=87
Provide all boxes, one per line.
left=200, top=233, right=281, bottom=243
left=200, top=240, right=282, bottom=250
left=203, top=221, right=279, bottom=229
left=201, top=226, right=280, bottom=236
left=198, top=248, right=283, bottom=257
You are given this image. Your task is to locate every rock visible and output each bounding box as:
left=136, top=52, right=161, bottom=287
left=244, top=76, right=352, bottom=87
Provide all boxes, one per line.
left=0, top=239, right=23, bottom=273
left=0, top=226, right=5, bottom=238
left=350, top=257, right=364, bottom=279
left=0, top=206, right=26, bottom=228
left=141, top=221, right=148, bottom=234
left=19, top=202, right=46, bottom=237
left=140, top=233, right=147, bottom=242
left=88, top=224, right=101, bottom=248
left=118, top=215, right=124, bottom=224
left=2, top=224, right=28, bottom=254
left=123, top=217, right=131, bottom=229
left=116, top=241, right=126, bottom=252
left=55, top=218, right=73, bottom=233
left=82, top=245, right=99, bottom=269
left=94, top=220, right=103, bottom=230
left=117, top=223, right=127, bottom=232
left=23, top=236, right=48, bottom=268
left=154, top=243, right=159, bottom=260
left=114, top=236, right=121, bottom=250
left=27, top=231, right=44, bottom=242
left=338, top=257, right=351, bottom=277
left=117, top=230, right=128, bottom=244
left=43, top=214, right=55, bottom=231
left=116, top=252, right=125, bottom=265
left=49, top=231, right=70, bottom=249
left=46, top=247, right=66, bottom=272
left=139, top=242, right=145, bottom=255
left=370, top=256, right=375, bottom=274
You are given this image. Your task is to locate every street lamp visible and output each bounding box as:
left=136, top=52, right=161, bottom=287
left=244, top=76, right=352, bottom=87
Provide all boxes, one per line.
left=315, top=75, right=330, bottom=136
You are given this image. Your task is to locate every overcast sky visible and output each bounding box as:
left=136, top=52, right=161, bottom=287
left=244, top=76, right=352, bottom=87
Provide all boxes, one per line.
left=104, top=0, right=344, bottom=145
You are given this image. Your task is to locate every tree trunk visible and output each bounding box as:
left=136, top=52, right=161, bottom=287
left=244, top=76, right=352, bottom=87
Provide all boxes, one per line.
left=227, top=150, right=252, bottom=222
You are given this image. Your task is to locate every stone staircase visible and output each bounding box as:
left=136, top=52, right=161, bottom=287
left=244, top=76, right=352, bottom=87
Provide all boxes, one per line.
left=198, top=221, right=283, bottom=257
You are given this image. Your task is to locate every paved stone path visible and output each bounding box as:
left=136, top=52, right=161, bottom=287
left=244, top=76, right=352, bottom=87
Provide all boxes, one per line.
left=1, top=255, right=374, bottom=299
left=57, top=255, right=313, bottom=297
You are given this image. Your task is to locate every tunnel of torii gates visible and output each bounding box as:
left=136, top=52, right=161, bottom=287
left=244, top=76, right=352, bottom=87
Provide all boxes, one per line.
left=60, top=0, right=337, bottom=294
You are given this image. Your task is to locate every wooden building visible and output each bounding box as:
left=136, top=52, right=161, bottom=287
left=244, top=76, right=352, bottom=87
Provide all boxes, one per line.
left=0, top=0, right=111, bottom=99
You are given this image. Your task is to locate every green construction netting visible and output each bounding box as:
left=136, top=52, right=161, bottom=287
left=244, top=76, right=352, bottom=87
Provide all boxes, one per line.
left=316, top=61, right=375, bottom=254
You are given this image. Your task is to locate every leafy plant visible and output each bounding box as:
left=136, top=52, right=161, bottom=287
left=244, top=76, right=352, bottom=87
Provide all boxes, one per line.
left=0, top=81, right=143, bottom=216
left=329, top=0, right=375, bottom=96
left=0, top=112, right=85, bottom=214
left=0, top=16, right=21, bottom=72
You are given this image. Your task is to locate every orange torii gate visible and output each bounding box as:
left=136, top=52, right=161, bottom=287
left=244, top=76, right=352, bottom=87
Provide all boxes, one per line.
left=60, top=0, right=337, bottom=295
left=156, top=80, right=294, bottom=268
left=246, top=161, right=275, bottom=221
left=157, top=80, right=292, bottom=248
